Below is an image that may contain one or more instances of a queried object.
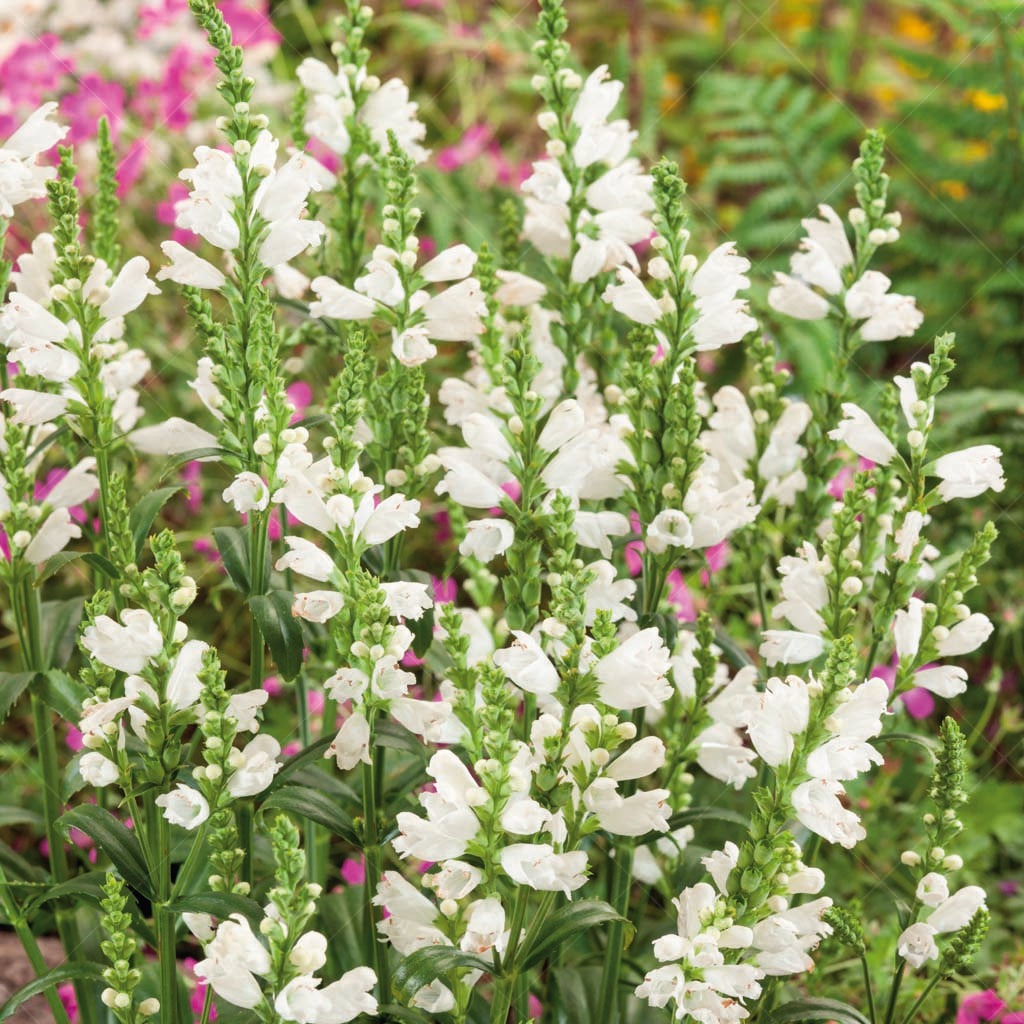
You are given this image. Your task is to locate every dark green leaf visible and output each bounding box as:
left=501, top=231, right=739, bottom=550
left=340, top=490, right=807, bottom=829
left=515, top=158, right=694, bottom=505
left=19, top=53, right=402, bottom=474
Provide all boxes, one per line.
left=167, top=892, right=264, bottom=930
left=663, top=806, right=750, bottom=832
left=879, top=731, right=939, bottom=762
left=130, top=486, right=184, bottom=558
left=37, top=551, right=121, bottom=585
left=0, top=805, right=44, bottom=828
left=551, top=967, right=605, bottom=1024
left=762, top=998, right=872, bottom=1024
left=39, top=598, right=83, bottom=671
left=519, top=900, right=631, bottom=970
left=375, top=718, right=429, bottom=757
left=261, top=786, right=360, bottom=845
left=376, top=1007, right=437, bottom=1024
left=0, top=838, right=46, bottom=882
left=58, top=805, right=151, bottom=897
left=249, top=590, right=304, bottom=680
left=214, top=526, right=251, bottom=594
left=0, top=963, right=105, bottom=1022
left=393, top=947, right=491, bottom=1003
left=0, top=672, right=34, bottom=724
left=410, top=605, right=435, bottom=658
left=38, top=669, right=88, bottom=722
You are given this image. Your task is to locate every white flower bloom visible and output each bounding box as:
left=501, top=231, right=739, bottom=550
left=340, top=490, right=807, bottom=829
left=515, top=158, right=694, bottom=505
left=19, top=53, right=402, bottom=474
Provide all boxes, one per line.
left=495, top=270, right=547, bottom=306
left=167, top=639, right=208, bottom=710
left=538, top=399, right=587, bottom=453
left=646, top=509, right=693, bottom=554
left=391, top=325, right=436, bottom=367
left=844, top=272, right=923, bottom=341
left=24, top=507, right=81, bottom=563
left=494, top=631, right=559, bottom=695
left=129, top=417, right=218, bottom=456
left=935, top=614, right=992, bottom=657
left=155, top=784, right=209, bottom=831
left=378, top=581, right=432, bottom=621
left=374, top=872, right=446, bottom=955
left=227, top=735, right=281, bottom=798
left=584, top=560, right=636, bottom=624
left=828, top=403, right=897, bottom=465
left=695, top=722, right=758, bottom=790
left=759, top=630, right=825, bottom=667
left=223, top=472, right=270, bottom=514
left=933, top=445, right=1005, bottom=500
left=460, top=897, right=507, bottom=956
left=574, top=509, right=630, bottom=559
left=602, top=265, right=662, bottom=324
left=897, top=922, right=939, bottom=968
left=792, top=778, right=865, bottom=848
left=927, top=885, right=986, bottom=932
left=328, top=712, right=372, bottom=771
left=459, top=518, right=514, bottom=561
left=418, top=278, right=486, bottom=342
left=98, top=257, right=160, bottom=320
left=276, top=967, right=377, bottom=1024
left=275, top=536, right=336, bottom=582
left=420, top=244, right=476, bottom=283
left=292, top=591, right=344, bottom=623
left=354, top=491, right=421, bottom=546
left=309, top=276, right=377, bottom=320
left=227, top=690, right=268, bottom=733
left=500, top=844, right=588, bottom=896
left=596, top=628, right=672, bottom=711
left=193, top=914, right=271, bottom=1009
left=79, top=752, right=119, bottom=787
left=156, top=241, right=226, bottom=289
left=912, top=664, right=968, bottom=698
left=584, top=779, right=671, bottom=836
left=746, top=675, right=811, bottom=766
left=0, top=104, right=68, bottom=218
left=916, top=873, right=949, bottom=908
left=0, top=387, right=68, bottom=425
left=894, top=597, right=924, bottom=660
left=768, top=273, right=831, bottom=320
left=81, top=609, right=163, bottom=674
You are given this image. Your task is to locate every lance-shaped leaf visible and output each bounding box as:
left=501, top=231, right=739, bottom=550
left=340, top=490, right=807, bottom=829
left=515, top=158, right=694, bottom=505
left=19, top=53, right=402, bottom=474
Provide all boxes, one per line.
left=58, top=805, right=151, bottom=898
left=261, top=786, right=360, bottom=846
left=762, top=998, right=872, bottom=1024
left=393, top=947, right=492, bottom=1004
left=518, top=900, right=632, bottom=970
left=0, top=964, right=106, bottom=1022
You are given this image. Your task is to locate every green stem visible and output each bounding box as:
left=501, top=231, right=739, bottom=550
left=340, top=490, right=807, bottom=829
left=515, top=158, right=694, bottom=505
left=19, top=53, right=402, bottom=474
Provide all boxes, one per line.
left=238, top=803, right=254, bottom=891
left=861, top=954, right=878, bottom=1024
left=248, top=509, right=269, bottom=692
left=362, top=750, right=391, bottom=1004
left=489, top=976, right=514, bottom=1024
left=596, top=843, right=635, bottom=1024
left=883, top=962, right=907, bottom=1024
left=171, top=822, right=209, bottom=899
left=199, top=984, right=214, bottom=1024
left=0, top=863, right=71, bottom=1024
left=294, top=671, right=323, bottom=886
left=153, top=805, right=181, bottom=1024
left=896, top=973, right=940, bottom=1024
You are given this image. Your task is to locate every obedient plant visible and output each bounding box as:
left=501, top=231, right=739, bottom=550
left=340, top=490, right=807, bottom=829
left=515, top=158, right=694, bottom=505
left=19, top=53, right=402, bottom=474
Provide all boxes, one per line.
left=0, top=2, right=1010, bottom=1024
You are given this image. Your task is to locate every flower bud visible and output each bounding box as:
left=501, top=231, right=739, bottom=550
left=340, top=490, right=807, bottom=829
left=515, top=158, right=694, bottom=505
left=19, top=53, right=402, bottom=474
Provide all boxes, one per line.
left=139, top=999, right=160, bottom=1016
left=900, top=850, right=921, bottom=866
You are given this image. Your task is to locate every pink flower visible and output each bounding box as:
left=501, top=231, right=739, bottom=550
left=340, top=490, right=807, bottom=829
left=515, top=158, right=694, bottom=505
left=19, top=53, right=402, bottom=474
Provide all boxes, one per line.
left=0, top=36, right=71, bottom=106
left=61, top=74, right=126, bottom=143
left=957, top=990, right=1007, bottom=1024
left=180, top=461, right=202, bottom=514
left=66, top=725, right=84, bottom=752
left=287, top=381, right=313, bottom=422
left=874, top=661, right=934, bottom=720
left=220, top=0, right=281, bottom=47
left=117, top=139, right=150, bottom=196
left=262, top=676, right=283, bottom=697
left=437, top=124, right=492, bottom=172
left=666, top=570, right=696, bottom=622
left=307, top=689, right=325, bottom=715
left=433, top=576, right=456, bottom=604
left=341, top=855, right=366, bottom=886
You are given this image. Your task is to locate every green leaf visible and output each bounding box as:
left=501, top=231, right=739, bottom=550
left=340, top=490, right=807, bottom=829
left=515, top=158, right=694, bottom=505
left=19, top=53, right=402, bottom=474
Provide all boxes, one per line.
left=214, top=525, right=251, bottom=594
left=409, top=604, right=435, bottom=658
left=261, top=786, right=360, bottom=845
left=167, top=892, right=264, bottom=930
left=550, top=967, right=605, bottom=1024
left=518, top=900, right=631, bottom=970
left=0, top=963, right=105, bottom=1022
left=374, top=718, right=429, bottom=757
left=36, top=550, right=119, bottom=585
left=375, top=1007, right=437, bottom=1024
left=663, top=805, right=750, bottom=832
left=39, top=598, right=83, bottom=671
left=268, top=735, right=334, bottom=791
left=129, top=486, right=185, bottom=558
left=393, top=947, right=491, bottom=1003
left=249, top=590, right=304, bottom=680
left=762, top=998, right=872, bottom=1024
left=0, top=838, right=46, bottom=882
left=38, top=669, right=88, bottom=722
left=58, top=805, right=151, bottom=897
left=0, top=805, right=44, bottom=828
left=0, top=672, right=34, bottom=724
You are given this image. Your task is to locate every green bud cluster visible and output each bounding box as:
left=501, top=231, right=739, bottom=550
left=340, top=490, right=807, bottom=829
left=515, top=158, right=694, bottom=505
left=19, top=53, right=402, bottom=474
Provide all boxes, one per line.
left=98, top=873, right=146, bottom=1022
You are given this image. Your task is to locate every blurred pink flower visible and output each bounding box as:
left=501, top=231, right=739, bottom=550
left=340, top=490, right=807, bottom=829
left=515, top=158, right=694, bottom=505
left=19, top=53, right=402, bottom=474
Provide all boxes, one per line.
left=61, top=74, right=125, bottom=143
left=0, top=36, right=71, bottom=106
left=437, top=124, right=492, bottom=172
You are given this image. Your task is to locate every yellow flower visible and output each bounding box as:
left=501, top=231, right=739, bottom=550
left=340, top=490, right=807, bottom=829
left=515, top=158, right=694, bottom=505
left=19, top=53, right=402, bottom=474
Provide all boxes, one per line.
left=965, top=89, right=1007, bottom=112
left=940, top=180, right=968, bottom=200
left=894, top=12, right=936, bottom=44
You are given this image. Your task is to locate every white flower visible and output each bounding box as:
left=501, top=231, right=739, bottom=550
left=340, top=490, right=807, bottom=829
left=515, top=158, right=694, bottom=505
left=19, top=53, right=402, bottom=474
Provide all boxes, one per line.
left=500, top=844, right=588, bottom=896
left=844, top=272, right=923, bottom=341
left=436, top=449, right=508, bottom=509
left=461, top=897, right=507, bottom=956
left=645, top=509, right=693, bottom=554
left=916, top=873, right=949, bottom=908
left=309, top=276, right=377, bottom=320
left=156, top=241, right=226, bottom=289
left=935, top=614, right=992, bottom=657
left=227, top=690, right=269, bottom=732
left=0, top=388, right=68, bottom=425
left=759, top=630, right=825, bottom=667
left=327, top=712, right=372, bottom=771
left=24, top=508, right=82, bottom=563
left=223, top=472, right=270, bottom=513
left=494, top=632, right=559, bottom=695
left=292, top=591, right=344, bottom=623
left=0, top=104, right=68, bottom=218
left=828, top=403, right=897, bottom=465
left=193, top=914, right=271, bottom=1009
left=459, top=519, right=515, bottom=561
left=155, top=784, right=209, bottom=831
left=99, top=257, right=160, bottom=320
left=596, top=628, right=672, bottom=711
left=227, top=735, right=281, bottom=798
left=130, top=418, right=218, bottom=456
left=380, top=581, right=433, bottom=620
left=927, top=885, right=986, bottom=932
left=374, top=872, right=446, bottom=955
left=768, top=273, right=831, bottom=320
left=894, top=598, right=924, bottom=660
left=538, top=400, right=587, bottom=453
left=391, top=325, right=436, bottom=367
left=792, top=778, right=865, bottom=848
left=275, top=537, right=336, bottom=582
left=355, top=492, right=421, bottom=545
left=275, top=968, right=377, bottom=1024
left=79, top=752, right=119, bottom=787
left=602, top=266, right=662, bottom=324
left=933, top=445, right=1005, bottom=500
left=420, top=244, right=476, bottom=283
left=897, top=922, right=939, bottom=968
left=584, top=780, right=671, bottom=836
left=912, top=665, right=968, bottom=698
left=81, top=609, right=163, bottom=674
left=167, top=640, right=208, bottom=710
left=746, top=676, right=810, bottom=766
left=289, top=933, right=328, bottom=975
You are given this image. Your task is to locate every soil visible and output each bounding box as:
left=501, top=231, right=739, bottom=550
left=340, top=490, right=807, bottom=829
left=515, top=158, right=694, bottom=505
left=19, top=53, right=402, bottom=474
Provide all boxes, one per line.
left=0, top=933, right=65, bottom=1023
